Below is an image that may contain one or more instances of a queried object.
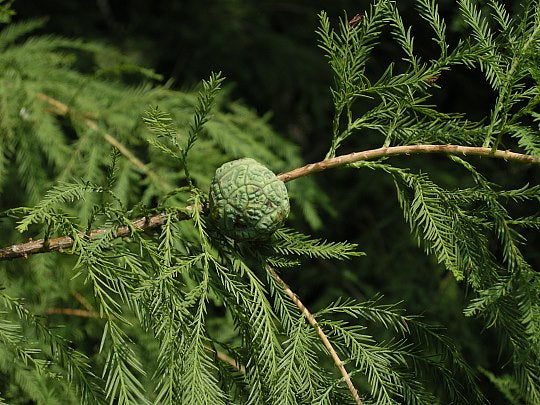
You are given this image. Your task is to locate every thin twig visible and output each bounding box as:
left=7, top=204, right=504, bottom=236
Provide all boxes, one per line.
left=0, top=213, right=179, bottom=261
left=207, top=348, right=246, bottom=374
left=1, top=144, right=538, bottom=261
left=277, top=144, right=539, bottom=182
left=35, top=93, right=170, bottom=189
left=46, top=308, right=99, bottom=318
left=45, top=305, right=246, bottom=372
left=267, top=266, right=363, bottom=405
left=72, top=292, right=95, bottom=313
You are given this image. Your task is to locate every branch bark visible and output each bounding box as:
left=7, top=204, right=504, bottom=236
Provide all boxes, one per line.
left=46, top=308, right=99, bottom=318
left=1, top=144, right=538, bottom=261
left=0, top=213, right=179, bottom=261
left=277, top=144, right=539, bottom=182
left=267, top=266, right=363, bottom=405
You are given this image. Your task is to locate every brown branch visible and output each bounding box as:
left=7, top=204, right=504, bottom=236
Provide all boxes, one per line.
left=206, top=348, right=246, bottom=374
left=267, top=266, right=362, bottom=405
left=46, top=308, right=99, bottom=318
left=277, top=144, right=539, bottom=182
left=0, top=212, right=183, bottom=261
left=35, top=93, right=170, bottom=189
left=1, top=144, right=538, bottom=261
left=72, top=292, right=95, bottom=312
left=44, top=305, right=246, bottom=373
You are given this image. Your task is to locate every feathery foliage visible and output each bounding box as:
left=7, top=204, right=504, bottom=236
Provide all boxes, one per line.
left=319, top=0, right=539, bottom=401
left=0, top=0, right=539, bottom=403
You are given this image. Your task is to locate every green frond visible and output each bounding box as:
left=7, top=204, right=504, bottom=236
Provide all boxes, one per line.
left=511, top=124, right=540, bottom=157
left=317, top=2, right=389, bottom=157
left=0, top=292, right=106, bottom=403
left=479, top=368, right=523, bottom=405
left=143, top=106, right=177, bottom=144
left=458, top=0, right=496, bottom=51
left=16, top=180, right=90, bottom=232
left=393, top=170, right=464, bottom=280
left=318, top=295, right=484, bottom=402
left=101, top=320, right=149, bottom=404
left=325, top=322, right=408, bottom=404
left=0, top=18, right=47, bottom=49
left=416, top=0, right=448, bottom=57
left=230, top=257, right=282, bottom=382
left=487, top=1, right=512, bottom=32
left=457, top=0, right=503, bottom=89
left=179, top=280, right=228, bottom=405
left=181, top=72, right=224, bottom=186
left=507, top=215, right=540, bottom=229
left=0, top=315, right=49, bottom=376
left=272, top=319, right=322, bottom=404
left=318, top=295, right=408, bottom=333
left=70, top=231, right=149, bottom=404
left=271, top=228, right=363, bottom=261
left=385, top=2, right=418, bottom=68
left=266, top=270, right=300, bottom=333
left=266, top=274, right=339, bottom=404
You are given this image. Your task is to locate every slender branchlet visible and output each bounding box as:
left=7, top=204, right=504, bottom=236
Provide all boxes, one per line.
left=267, top=266, right=363, bottom=405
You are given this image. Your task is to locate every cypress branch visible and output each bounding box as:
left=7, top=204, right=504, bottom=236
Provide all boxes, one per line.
left=279, top=144, right=539, bottom=182
left=267, top=266, right=363, bottom=405
left=0, top=213, right=177, bottom=260
left=0, top=144, right=537, bottom=261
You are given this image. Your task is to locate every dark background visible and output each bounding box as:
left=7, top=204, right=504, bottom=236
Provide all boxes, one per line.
left=10, top=1, right=538, bottom=402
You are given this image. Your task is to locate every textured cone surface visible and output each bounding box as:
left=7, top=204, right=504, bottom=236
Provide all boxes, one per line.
left=209, top=158, right=290, bottom=241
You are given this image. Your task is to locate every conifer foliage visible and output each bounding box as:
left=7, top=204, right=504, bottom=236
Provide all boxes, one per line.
left=0, top=1, right=539, bottom=404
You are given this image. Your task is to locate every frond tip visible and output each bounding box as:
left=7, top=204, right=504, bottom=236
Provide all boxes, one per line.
left=271, top=228, right=364, bottom=261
